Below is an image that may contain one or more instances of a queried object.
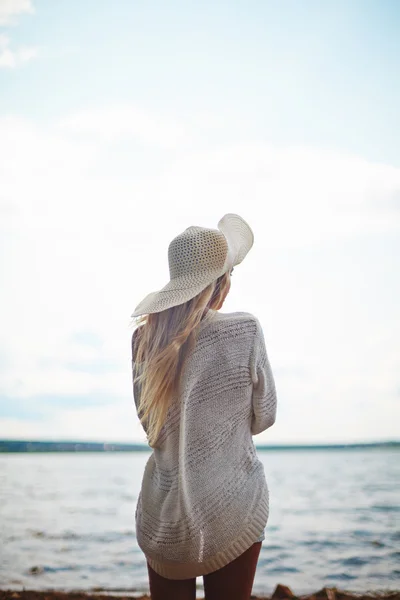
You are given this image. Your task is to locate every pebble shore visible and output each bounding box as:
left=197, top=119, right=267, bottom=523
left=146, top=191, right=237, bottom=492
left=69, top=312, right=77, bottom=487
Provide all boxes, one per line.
left=1, top=586, right=399, bottom=600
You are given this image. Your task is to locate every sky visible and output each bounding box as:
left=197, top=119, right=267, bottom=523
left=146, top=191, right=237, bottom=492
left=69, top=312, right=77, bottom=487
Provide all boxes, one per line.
left=0, top=0, right=399, bottom=445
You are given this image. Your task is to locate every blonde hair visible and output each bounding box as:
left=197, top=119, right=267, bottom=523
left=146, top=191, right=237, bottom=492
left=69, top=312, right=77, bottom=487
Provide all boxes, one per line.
left=131, top=270, right=232, bottom=448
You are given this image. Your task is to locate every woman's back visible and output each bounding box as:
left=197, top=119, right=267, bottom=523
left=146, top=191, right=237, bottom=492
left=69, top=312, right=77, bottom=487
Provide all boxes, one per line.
left=133, top=309, right=277, bottom=580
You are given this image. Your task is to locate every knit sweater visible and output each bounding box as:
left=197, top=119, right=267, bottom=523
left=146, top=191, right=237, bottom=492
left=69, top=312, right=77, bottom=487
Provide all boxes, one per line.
left=131, top=309, right=277, bottom=580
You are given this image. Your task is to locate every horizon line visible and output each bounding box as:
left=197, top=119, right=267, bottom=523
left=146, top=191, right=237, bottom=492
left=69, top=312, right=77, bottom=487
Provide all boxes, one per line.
left=0, top=438, right=399, bottom=450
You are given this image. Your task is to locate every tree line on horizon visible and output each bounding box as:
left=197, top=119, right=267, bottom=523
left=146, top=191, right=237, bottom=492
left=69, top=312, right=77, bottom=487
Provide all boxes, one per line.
left=0, top=440, right=398, bottom=453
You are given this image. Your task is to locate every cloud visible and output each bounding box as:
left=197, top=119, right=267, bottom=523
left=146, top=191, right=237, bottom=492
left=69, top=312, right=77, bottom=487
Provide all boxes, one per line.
left=0, top=33, right=38, bottom=68
left=0, top=1, right=37, bottom=69
left=69, top=331, right=104, bottom=347
left=58, top=105, right=187, bottom=149
left=0, top=401, right=142, bottom=442
left=0, top=108, right=399, bottom=443
left=0, top=392, right=124, bottom=419
left=0, top=0, right=34, bottom=26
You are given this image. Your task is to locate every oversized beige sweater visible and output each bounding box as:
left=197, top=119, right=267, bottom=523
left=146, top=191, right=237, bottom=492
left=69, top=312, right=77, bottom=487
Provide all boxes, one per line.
left=132, top=309, right=277, bottom=580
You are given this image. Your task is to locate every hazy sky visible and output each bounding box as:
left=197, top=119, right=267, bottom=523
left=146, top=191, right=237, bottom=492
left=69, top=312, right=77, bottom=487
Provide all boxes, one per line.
left=1, top=0, right=399, bottom=445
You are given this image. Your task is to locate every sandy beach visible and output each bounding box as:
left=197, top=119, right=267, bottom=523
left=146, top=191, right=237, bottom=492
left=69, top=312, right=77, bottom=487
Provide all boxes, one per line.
left=1, top=587, right=399, bottom=600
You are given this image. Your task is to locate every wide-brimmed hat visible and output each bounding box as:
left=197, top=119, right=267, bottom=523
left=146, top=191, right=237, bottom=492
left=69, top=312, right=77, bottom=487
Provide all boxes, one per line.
left=131, top=213, right=254, bottom=317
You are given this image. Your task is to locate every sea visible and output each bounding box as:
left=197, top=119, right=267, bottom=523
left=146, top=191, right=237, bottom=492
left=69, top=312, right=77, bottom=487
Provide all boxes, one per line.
left=0, top=448, right=399, bottom=597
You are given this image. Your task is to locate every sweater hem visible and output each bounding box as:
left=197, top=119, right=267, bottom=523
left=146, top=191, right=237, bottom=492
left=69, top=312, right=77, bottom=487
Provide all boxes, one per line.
left=144, top=497, right=269, bottom=580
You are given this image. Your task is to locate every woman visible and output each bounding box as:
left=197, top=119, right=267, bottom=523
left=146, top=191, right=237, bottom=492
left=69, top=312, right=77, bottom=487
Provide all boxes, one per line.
left=131, top=213, right=277, bottom=600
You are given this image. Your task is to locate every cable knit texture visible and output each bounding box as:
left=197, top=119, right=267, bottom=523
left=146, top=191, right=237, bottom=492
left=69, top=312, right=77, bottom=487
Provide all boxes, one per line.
left=132, top=309, right=277, bottom=580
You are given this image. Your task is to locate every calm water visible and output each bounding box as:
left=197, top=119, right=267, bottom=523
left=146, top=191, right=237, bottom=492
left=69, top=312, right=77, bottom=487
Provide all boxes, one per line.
left=0, top=450, right=399, bottom=596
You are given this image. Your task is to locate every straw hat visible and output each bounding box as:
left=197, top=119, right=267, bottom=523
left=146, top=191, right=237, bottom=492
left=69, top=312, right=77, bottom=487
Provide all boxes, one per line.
left=131, top=213, right=254, bottom=317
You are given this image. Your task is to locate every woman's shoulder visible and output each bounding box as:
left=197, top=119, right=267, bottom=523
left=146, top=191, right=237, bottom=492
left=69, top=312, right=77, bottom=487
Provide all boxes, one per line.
left=213, top=310, right=260, bottom=325
left=131, top=324, right=145, bottom=360
left=202, top=310, right=261, bottom=336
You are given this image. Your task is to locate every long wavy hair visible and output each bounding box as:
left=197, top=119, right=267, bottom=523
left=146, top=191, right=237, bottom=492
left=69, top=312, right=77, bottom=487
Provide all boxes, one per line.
left=131, top=269, right=232, bottom=448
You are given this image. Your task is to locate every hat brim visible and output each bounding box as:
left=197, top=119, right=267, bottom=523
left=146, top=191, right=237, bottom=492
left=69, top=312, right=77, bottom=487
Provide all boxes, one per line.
left=131, top=272, right=221, bottom=317
left=218, top=213, right=254, bottom=269
left=131, top=213, right=254, bottom=317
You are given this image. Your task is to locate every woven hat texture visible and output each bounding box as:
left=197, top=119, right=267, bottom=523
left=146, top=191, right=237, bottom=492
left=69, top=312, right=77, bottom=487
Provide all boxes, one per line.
left=131, top=213, right=254, bottom=317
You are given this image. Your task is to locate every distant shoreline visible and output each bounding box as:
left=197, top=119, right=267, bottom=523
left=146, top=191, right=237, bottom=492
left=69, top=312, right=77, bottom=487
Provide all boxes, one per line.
left=0, top=439, right=398, bottom=453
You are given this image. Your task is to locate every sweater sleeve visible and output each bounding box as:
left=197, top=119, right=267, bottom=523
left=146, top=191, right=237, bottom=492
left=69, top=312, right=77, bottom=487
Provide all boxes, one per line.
left=250, top=318, right=277, bottom=435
